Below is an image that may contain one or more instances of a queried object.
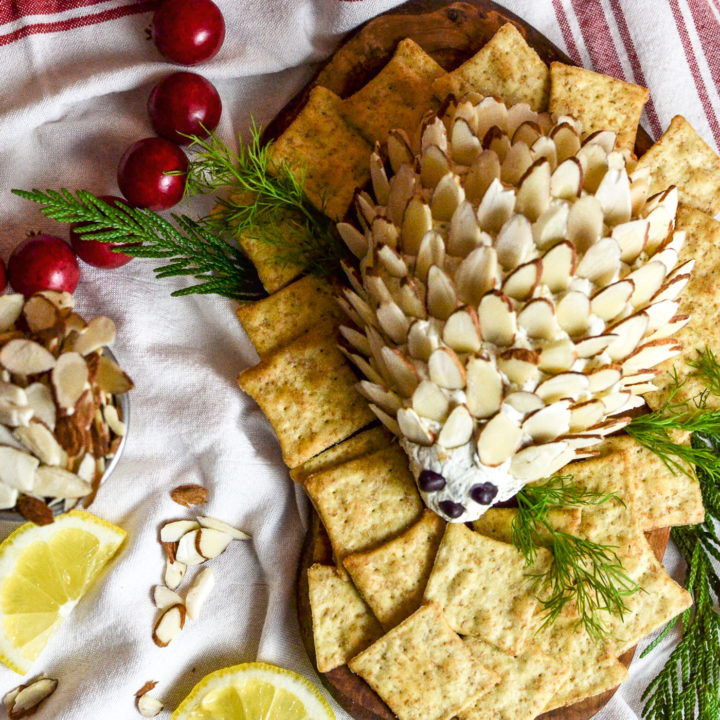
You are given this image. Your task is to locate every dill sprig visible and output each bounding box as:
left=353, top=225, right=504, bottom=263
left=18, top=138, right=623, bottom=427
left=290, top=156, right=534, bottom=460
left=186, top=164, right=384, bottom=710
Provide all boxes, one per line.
left=182, top=124, right=348, bottom=275
left=11, top=188, right=264, bottom=300
left=513, top=475, right=640, bottom=641
left=634, top=349, right=720, bottom=720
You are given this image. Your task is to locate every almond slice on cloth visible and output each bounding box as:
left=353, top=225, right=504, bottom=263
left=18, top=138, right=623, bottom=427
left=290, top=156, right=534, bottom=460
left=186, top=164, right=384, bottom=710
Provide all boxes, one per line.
left=196, top=516, right=250, bottom=540
left=4, top=676, right=58, bottom=719
left=153, top=586, right=183, bottom=611
left=196, top=529, right=233, bottom=560
left=164, top=558, right=187, bottom=591
left=185, top=567, right=215, bottom=620
left=160, top=520, right=201, bottom=543
left=175, top=531, right=207, bottom=566
left=152, top=604, right=186, bottom=647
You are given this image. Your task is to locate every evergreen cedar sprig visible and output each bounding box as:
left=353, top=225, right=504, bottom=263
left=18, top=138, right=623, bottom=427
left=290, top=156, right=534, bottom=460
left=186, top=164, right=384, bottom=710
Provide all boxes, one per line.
left=512, top=476, right=640, bottom=642
left=631, top=350, right=720, bottom=720
left=11, top=188, right=264, bottom=300
left=182, top=124, right=348, bottom=275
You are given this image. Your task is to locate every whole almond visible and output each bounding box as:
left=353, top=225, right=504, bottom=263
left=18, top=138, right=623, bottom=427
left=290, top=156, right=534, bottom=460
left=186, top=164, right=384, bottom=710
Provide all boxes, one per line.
left=17, top=496, right=54, bottom=526
left=170, top=484, right=208, bottom=508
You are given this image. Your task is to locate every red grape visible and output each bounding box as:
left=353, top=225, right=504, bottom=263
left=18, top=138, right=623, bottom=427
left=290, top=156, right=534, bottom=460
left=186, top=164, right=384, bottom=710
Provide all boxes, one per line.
left=148, top=72, right=222, bottom=144
left=8, top=234, right=80, bottom=296
left=151, top=0, right=225, bottom=66
left=0, top=257, right=6, bottom=293
left=70, top=195, right=140, bottom=269
left=117, top=137, right=188, bottom=210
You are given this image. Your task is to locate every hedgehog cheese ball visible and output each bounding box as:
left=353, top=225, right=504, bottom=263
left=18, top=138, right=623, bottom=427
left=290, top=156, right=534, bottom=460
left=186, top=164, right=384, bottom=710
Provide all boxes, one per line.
left=336, top=96, right=688, bottom=523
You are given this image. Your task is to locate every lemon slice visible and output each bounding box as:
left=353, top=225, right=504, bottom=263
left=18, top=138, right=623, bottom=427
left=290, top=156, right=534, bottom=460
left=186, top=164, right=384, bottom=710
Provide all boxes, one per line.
left=172, top=662, right=335, bottom=720
left=0, top=509, right=126, bottom=674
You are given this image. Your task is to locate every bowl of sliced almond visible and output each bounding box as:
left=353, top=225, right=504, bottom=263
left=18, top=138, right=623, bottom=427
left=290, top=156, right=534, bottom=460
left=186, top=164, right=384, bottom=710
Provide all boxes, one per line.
left=0, top=290, right=133, bottom=524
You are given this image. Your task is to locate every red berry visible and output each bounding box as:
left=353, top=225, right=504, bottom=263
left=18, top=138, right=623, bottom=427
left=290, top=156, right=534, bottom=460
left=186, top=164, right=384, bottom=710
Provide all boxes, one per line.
left=71, top=196, right=140, bottom=269
left=8, top=234, right=80, bottom=297
left=117, top=137, right=188, bottom=210
left=0, top=257, right=6, bottom=293
left=148, top=72, right=222, bottom=144
left=151, top=0, right=225, bottom=66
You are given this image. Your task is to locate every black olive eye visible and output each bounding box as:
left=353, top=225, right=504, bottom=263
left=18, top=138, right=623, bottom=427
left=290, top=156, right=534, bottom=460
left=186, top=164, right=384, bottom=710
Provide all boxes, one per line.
left=470, top=482, right=499, bottom=505
left=418, top=469, right=446, bottom=492
left=439, top=500, right=465, bottom=519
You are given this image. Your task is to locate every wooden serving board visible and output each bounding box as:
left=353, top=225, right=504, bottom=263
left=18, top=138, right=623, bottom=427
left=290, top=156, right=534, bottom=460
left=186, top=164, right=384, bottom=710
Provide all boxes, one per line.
left=269, top=1, right=665, bottom=718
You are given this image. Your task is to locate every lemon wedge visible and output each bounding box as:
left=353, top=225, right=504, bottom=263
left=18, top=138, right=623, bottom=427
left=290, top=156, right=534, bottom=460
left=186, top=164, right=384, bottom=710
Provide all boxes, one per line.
left=0, top=509, right=126, bottom=673
left=172, top=662, right=335, bottom=720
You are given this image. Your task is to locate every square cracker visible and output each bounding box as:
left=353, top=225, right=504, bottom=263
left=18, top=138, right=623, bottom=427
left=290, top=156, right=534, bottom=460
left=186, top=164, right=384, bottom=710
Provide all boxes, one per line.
left=236, top=275, right=344, bottom=359
left=472, top=507, right=581, bottom=546
left=636, top=115, right=720, bottom=215
left=290, top=426, right=392, bottom=485
left=423, top=524, right=552, bottom=655
left=304, top=444, right=424, bottom=562
left=617, top=434, right=705, bottom=530
left=459, top=637, right=571, bottom=720
left=270, top=85, right=372, bottom=221
left=432, top=23, right=550, bottom=111
left=349, top=602, right=499, bottom=720
left=343, top=509, right=446, bottom=630
left=548, top=62, right=649, bottom=149
left=307, top=563, right=383, bottom=672
left=237, top=327, right=374, bottom=468
left=341, top=37, right=445, bottom=145
left=238, top=229, right=304, bottom=294
left=646, top=206, right=720, bottom=409
left=534, top=610, right=628, bottom=712
left=601, top=534, right=692, bottom=655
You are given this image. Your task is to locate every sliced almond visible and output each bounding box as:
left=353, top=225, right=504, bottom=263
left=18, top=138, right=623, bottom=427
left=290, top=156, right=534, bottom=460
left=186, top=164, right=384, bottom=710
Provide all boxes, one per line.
left=406, top=320, right=439, bottom=363
left=495, top=214, right=534, bottom=271
left=416, top=230, right=446, bottom=284
left=376, top=302, right=410, bottom=344
left=605, top=313, right=649, bottom=361
left=551, top=124, right=581, bottom=164
left=465, top=150, right=501, bottom=205
left=427, top=266, right=459, bottom=320
left=483, top=126, right=511, bottom=162
left=590, top=280, right=634, bottom=322
left=369, top=404, right=401, bottom=436
left=466, top=356, right=504, bottom=419
left=448, top=201, right=483, bottom=256
left=23, top=295, right=60, bottom=334
left=369, top=148, right=390, bottom=205
left=576, top=237, right=621, bottom=285
left=512, top=120, right=542, bottom=146
left=153, top=586, right=183, bottom=611
left=437, top=405, right=474, bottom=448
left=646, top=314, right=689, bottom=342
left=152, top=604, right=186, bottom=647
left=622, top=339, right=681, bottom=374
left=450, top=117, right=481, bottom=164
left=412, top=380, right=450, bottom=423
left=0, top=425, right=25, bottom=451
left=531, top=135, right=557, bottom=169
left=502, top=260, right=541, bottom=301
left=196, top=528, right=233, bottom=560
left=6, top=676, right=58, bottom=719
left=501, top=141, right=533, bottom=186
left=612, top=219, right=649, bottom=263
left=477, top=413, right=523, bottom=466
left=337, top=223, right=367, bottom=259
left=431, top=172, right=465, bottom=222
left=197, top=516, right=250, bottom=541
left=0, top=294, right=24, bottom=333
left=498, top=348, right=541, bottom=387
left=33, top=466, right=89, bottom=498
left=160, top=520, right=201, bottom=543
left=185, top=566, right=216, bottom=620
left=455, top=246, right=498, bottom=306
left=96, top=355, right=134, bottom=394
left=71, top=316, right=116, bottom=356
left=503, top=391, right=544, bottom=416
left=387, top=129, right=414, bottom=173
left=556, top=292, right=590, bottom=337
left=510, top=441, right=574, bottom=482
left=476, top=178, right=516, bottom=234
left=550, top=157, right=583, bottom=200
left=420, top=144, right=451, bottom=189
left=397, top=407, right=435, bottom=445
left=380, top=347, right=419, bottom=397
left=377, top=244, right=408, bottom=279
left=651, top=273, right=691, bottom=304
left=625, top=261, right=667, bottom=308
left=478, top=292, right=516, bottom=346
left=595, top=166, right=631, bottom=225
left=574, top=334, right=616, bottom=358
left=536, top=372, right=590, bottom=403
left=37, top=290, right=74, bottom=312
left=0, top=483, right=19, bottom=510
left=103, top=404, right=126, bottom=438
left=0, top=339, right=56, bottom=375
left=164, top=558, right=186, bottom=590
left=569, top=399, right=606, bottom=432
left=567, top=195, right=603, bottom=253
left=515, top=158, right=551, bottom=221
left=532, top=202, right=570, bottom=250
left=24, top=383, right=56, bottom=430
left=358, top=381, right=402, bottom=415
left=428, top=347, right=466, bottom=390
left=443, top=307, right=481, bottom=353
left=175, top=531, right=207, bottom=566
left=401, top=198, right=433, bottom=255
left=0, top=446, right=39, bottom=492
left=538, top=338, right=577, bottom=373
left=51, top=352, right=88, bottom=412
left=517, top=298, right=560, bottom=340
left=587, top=365, right=623, bottom=394
left=540, top=240, right=576, bottom=293
left=522, top=401, right=571, bottom=442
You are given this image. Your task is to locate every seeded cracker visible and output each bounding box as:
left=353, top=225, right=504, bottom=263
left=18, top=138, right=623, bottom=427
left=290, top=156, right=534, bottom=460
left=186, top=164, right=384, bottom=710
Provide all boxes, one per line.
left=548, top=62, right=649, bottom=149
left=270, top=86, right=371, bottom=221
left=636, top=115, right=720, bottom=214
left=600, top=534, right=691, bottom=655
left=646, top=206, right=720, bottom=410
left=304, top=444, right=424, bottom=563
left=237, top=327, right=374, bottom=467
left=423, top=524, right=552, bottom=655
left=341, top=38, right=445, bottom=145
left=290, top=426, right=392, bottom=485
left=459, top=637, right=571, bottom=720
left=472, top=507, right=581, bottom=546
left=343, top=509, right=446, bottom=630
left=307, top=564, right=383, bottom=672
left=348, top=602, right=499, bottom=720
left=236, top=275, right=344, bottom=359
left=432, top=23, right=550, bottom=111
left=614, top=434, right=705, bottom=530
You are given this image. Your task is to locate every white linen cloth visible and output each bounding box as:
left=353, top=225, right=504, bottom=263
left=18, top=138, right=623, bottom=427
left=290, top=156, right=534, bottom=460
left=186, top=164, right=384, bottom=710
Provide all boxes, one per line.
left=0, top=1, right=718, bottom=718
